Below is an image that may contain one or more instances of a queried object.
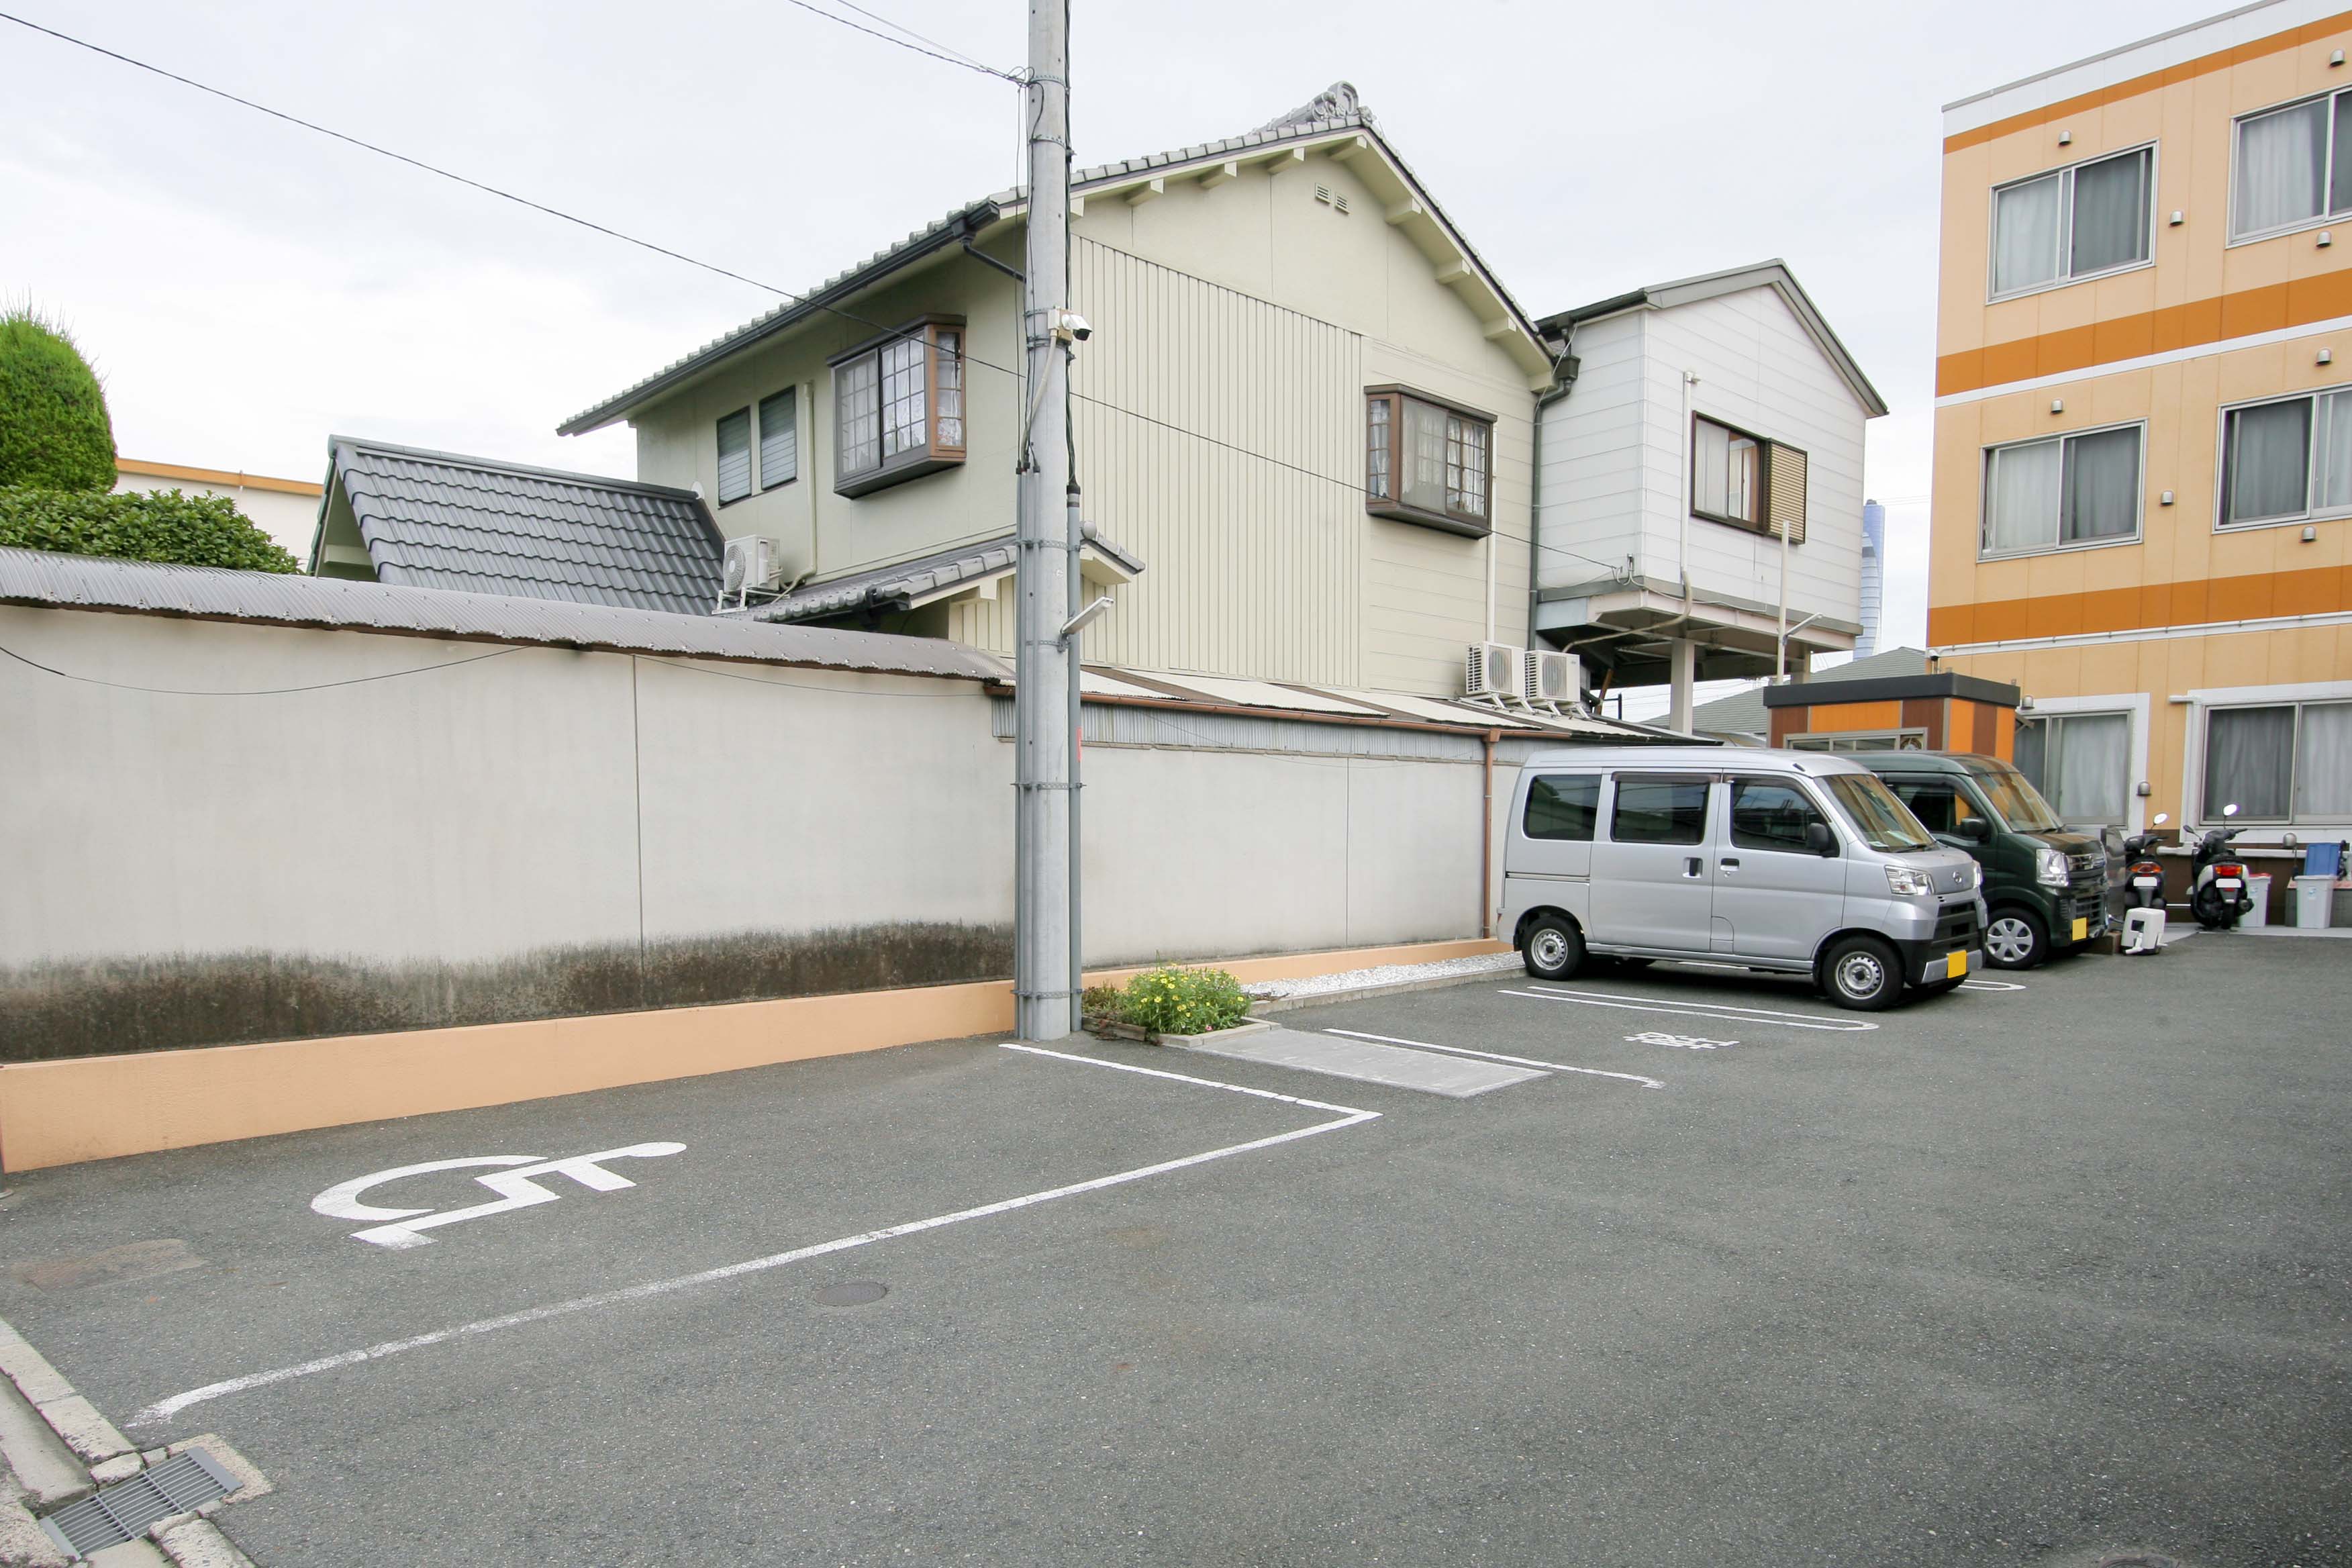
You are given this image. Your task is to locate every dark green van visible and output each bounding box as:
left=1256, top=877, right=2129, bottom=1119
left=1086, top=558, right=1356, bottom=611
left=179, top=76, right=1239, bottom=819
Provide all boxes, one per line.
left=1855, top=752, right=2110, bottom=969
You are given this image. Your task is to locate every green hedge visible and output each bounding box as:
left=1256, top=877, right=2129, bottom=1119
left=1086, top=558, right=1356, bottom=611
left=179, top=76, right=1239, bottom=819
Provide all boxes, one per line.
left=0, top=309, right=116, bottom=493
left=0, top=487, right=299, bottom=573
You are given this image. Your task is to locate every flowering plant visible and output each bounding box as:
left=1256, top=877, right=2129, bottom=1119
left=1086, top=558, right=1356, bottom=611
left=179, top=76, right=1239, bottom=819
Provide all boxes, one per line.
left=1114, top=965, right=1251, bottom=1036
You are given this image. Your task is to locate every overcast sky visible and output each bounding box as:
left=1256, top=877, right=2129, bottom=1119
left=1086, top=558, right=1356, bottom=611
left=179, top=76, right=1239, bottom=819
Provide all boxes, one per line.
left=4, top=0, right=2196, bottom=677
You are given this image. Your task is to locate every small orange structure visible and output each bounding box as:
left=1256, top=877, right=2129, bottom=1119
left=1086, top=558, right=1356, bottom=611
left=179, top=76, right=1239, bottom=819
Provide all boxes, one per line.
left=1763, top=669, right=2022, bottom=758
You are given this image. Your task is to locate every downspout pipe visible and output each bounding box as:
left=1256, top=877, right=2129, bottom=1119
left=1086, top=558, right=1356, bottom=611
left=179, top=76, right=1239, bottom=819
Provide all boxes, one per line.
left=1481, top=728, right=1500, bottom=940
left=1528, top=335, right=1581, bottom=698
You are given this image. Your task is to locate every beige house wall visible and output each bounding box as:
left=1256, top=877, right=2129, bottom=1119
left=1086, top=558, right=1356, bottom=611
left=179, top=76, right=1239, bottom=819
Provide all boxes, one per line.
left=625, top=144, right=1534, bottom=695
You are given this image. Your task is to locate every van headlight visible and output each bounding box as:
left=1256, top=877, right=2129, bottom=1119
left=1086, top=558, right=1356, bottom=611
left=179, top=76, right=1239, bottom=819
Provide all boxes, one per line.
left=1885, top=865, right=1933, bottom=897
left=2035, top=846, right=2067, bottom=887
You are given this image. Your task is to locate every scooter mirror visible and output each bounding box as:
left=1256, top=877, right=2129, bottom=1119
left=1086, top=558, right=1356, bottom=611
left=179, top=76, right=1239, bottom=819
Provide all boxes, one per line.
left=2153, top=813, right=2169, bottom=826
left=2224, top=802, right=2241, bottom=817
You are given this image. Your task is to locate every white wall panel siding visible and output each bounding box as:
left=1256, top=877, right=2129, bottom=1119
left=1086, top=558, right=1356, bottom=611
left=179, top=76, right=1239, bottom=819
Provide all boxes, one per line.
left=1071, top=236, right=1364, bottom=686
left=1538, top=287, right=1869, bottom=628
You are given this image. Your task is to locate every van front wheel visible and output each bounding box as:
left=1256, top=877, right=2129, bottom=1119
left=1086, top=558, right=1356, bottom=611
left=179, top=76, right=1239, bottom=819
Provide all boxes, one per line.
left=1821, top=935, right=1904, bottom=1011
left=1522, top=917, right=1585, bottom=981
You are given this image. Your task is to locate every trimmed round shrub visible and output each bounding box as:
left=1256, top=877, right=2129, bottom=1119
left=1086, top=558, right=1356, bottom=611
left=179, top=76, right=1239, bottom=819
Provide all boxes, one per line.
left=0, top=307, right=115, bottom=493
left=0, top=487, right=299, bottom=573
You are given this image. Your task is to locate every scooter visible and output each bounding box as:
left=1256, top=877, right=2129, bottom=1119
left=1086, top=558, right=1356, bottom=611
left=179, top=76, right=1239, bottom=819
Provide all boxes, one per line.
left=2118, top=814, right=2171, bottom=911
left=2188, top=803, right=2253, bottom=931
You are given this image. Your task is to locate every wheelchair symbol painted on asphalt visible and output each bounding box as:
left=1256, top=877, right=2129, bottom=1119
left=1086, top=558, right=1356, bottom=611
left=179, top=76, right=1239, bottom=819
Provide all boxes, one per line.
left=1624, top=1030, right=1735, bottom=1050
left=311, top=1143, right=686, bottom=1249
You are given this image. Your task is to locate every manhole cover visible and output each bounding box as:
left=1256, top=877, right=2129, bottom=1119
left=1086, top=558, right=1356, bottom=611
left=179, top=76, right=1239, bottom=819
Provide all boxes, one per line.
left=814, top=1281, right=888, bottom=1307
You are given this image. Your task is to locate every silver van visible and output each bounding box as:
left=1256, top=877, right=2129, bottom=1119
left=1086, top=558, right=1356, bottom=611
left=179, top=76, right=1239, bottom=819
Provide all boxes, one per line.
left=1502, top=746, right=1988, bottom=1011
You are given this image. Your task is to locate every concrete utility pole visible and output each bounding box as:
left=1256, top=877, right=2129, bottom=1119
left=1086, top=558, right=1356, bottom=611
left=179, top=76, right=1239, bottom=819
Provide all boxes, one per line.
left=1014, top=0, right=1075, bottom=1041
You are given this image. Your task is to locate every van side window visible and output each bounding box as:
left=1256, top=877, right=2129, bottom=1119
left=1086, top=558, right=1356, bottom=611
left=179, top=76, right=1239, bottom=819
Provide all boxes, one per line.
left=1524, top=775, right=1600, bottom=840
left=1728, top=779, right=1827, bottom=852
left=1610, top=777, right=1709, bottom=845
left=1890, top=782, right=1979, bottom=836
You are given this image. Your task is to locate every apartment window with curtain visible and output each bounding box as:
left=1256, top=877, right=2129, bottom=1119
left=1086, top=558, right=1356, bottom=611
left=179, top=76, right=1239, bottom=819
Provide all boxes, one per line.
left=2203, top=701, right=2352, bottom=822
left=2014, top=712, right=2130, bottom=826
left=1365, top=387, right=1492, bottom=536
left=715, top=407, right=752, bottom=505
left=1692, top=416, right=1808, bottom=540
left=2231, top=89, right=2352, bottom=240
left=2219, top=389, right=2352, bottom=527
left=758, top=387, right=797, bottom=489
left=828, top=317, right=967, bottom=498
left=1980, top=424, right=2143, bottom=557
left=1990, top=144, right=2154, bottom=298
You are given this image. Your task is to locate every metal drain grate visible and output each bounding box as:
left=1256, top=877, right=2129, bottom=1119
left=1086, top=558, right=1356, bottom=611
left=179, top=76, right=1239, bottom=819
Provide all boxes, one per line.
left=39, top=1449, right=237, bottom=1559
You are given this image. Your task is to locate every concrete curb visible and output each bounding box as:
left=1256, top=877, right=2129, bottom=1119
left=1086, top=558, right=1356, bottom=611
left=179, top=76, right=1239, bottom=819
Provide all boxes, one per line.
left=1247, top=965, right=1520, bottom=1016
left=0, top=1315, right=260, bottom=1567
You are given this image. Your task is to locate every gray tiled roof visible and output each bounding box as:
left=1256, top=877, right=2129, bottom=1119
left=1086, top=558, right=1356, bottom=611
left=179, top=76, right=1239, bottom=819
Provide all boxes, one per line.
left=740, top=526, right=1145, bottom=624
left=0, top=546, right=1012, bottom=682
left=558, top=85, right=1545, bottom=436
left=328, top=438, right=722, bottom=616
left=1686, top=646, right=1932, bottom=738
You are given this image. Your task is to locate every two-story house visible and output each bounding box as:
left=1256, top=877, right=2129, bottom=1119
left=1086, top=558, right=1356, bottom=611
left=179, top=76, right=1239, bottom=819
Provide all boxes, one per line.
left=1934, top=0, right=2352, bottom=840
left=553, top=84, right=1553, bottom=699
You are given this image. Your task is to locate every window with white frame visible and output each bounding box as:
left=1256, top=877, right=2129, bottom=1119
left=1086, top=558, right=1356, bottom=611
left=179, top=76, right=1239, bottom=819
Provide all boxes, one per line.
left=1981, top=424, right=2143, bottom=557
left=829, top=318, right=966, bottom=498
left=1365, top=387, right=1492, bottom=537
left=2014, top=712, right=2130, bottom=825
left=2219, top=389, right=2352, bottom=528
left=2203, top=701, right=2352, bottom=822
left=1787, top=732, right=1926, bottom=754
left=2231, top=89, right=2352, bottom=240
left=1990, top=145, right=2154, bottom=297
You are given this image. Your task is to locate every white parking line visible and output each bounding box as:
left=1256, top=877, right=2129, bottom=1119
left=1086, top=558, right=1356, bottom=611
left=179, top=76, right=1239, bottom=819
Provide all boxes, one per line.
left=1322, top=1029, right=1663, bottom=1089
left=1498, top=987, right=1879, bottom=1032
left=129, top=1045, right=1378, bottom=1428
left=1960, top=979, right=2025, bottom=992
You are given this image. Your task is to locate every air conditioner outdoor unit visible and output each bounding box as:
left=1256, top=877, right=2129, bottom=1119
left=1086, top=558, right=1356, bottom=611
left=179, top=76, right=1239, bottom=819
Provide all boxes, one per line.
left=1465, top=640, right=1520, bottom=702
left=1522, top=648, right=1580, bottom=712
left=719, top=536, right=777, bottom=611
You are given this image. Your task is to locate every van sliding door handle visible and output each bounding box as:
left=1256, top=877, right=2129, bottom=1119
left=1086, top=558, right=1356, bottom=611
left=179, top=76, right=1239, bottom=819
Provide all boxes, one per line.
left=1719, top=857, right=1740, bottom=872
left=1683, top=856, right=1704, bottom=877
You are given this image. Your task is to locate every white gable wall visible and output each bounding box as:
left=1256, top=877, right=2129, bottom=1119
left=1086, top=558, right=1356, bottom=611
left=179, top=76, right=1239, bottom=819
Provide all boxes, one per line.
left=1538, top=284, right=1869, bottom=634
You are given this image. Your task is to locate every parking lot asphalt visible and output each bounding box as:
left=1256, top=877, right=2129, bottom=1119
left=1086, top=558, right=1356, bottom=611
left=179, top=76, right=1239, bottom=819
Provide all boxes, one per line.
left=1, top=936, right=2346, bottom=1567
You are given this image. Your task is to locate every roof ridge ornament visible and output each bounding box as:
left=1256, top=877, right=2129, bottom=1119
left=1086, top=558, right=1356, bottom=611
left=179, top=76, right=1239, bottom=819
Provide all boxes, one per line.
left=1255, top=81, right=1365, bottom=133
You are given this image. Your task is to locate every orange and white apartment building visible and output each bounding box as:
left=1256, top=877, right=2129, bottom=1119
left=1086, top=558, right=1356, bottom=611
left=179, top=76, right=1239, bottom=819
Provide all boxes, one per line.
left=1933, top=0, right=2352, bottom=841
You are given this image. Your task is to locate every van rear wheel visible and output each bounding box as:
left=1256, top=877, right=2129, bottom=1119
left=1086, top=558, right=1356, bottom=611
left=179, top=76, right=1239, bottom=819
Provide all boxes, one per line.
left=1821, top=935, right=1904, bottom=1011
left=1522, top=917, right=1585, bottom=981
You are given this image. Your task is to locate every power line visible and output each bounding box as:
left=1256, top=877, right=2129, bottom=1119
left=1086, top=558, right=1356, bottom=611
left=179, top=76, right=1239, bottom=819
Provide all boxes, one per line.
left=777, top=0, right=1022, bottom=83
left=826, top=0, right=1016, bottom=79
left=0, top=639, right=522, bottom=695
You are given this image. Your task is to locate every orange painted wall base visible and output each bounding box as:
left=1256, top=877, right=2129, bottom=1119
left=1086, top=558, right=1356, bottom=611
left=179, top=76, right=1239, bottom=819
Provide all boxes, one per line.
left=0, top=938, right=1508, bottom=1172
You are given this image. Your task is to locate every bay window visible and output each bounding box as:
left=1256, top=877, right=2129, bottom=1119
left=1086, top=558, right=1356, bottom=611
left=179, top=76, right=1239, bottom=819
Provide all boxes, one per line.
left=830, top=317, right=966, bottom=498
left=2220, top=389, right=2352, bottom=528
left=2204, top=701, right=2352, bottom=822
left=2231, top=89, right=2352, bottom=240
left=1365, top=386, right=1492, bottom=536
left=1980, top=424, right=2143, bottom=557
left=1990, top=145, right=2154, bottom=298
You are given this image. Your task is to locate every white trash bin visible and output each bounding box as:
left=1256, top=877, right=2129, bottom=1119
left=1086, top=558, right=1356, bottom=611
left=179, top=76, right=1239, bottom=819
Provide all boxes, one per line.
left=2245, top=873, right=2271, bottom=928
left=2294, top=875, right=2336, bottom=929
left=2121, top=907, right=2166, bottom=954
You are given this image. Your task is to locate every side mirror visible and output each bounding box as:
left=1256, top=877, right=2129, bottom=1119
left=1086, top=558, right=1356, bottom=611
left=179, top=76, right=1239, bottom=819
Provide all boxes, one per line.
left=2224, top=802, right=2241, bottom=817
left=1955, top=816, right=1992, bottom=842
left=2153, top=812, right=2170, bottom=826
left=1804, top=820, right=1836, bottom=856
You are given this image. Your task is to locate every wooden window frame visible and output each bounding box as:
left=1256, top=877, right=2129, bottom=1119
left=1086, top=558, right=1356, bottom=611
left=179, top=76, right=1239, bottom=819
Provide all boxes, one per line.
left=1691, top=413, right=1806, bottom=542
left=1364, top=385, right=1494, bottom=538
left=828, top=315, right=968, bottom=499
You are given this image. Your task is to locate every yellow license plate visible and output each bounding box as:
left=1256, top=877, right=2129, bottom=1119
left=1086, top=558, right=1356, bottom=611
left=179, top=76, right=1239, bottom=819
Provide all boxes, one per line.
left=2071, top=916, right=2088, bottom=942
left=1945, top=950, right=1968, bottom=979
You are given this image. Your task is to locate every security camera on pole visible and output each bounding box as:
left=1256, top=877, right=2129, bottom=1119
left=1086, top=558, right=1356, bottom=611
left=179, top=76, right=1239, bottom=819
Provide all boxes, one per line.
left=1014, top=0, right=1077, bottom=1041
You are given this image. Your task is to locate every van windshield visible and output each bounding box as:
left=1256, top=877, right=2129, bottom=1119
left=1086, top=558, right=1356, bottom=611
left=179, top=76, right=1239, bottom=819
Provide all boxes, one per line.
left=1823, top=773, right=1937, bottom=852
left=1969, top=763, right=2063, bottom=832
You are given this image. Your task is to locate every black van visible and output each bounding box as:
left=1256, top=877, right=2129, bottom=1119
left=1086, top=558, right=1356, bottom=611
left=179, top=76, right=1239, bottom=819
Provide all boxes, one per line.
left=1855, top=752, right=2109, bottom=969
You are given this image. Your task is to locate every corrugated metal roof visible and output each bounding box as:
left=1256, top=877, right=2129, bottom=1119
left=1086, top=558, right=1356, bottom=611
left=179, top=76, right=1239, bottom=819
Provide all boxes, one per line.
left=740, top=526, right=1144, bottom=624
left=0, top=546, right=1011, bottom=682
left=328, top=438, right=724, bottom=616
left=558, top=85, right=1548, bottom=436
